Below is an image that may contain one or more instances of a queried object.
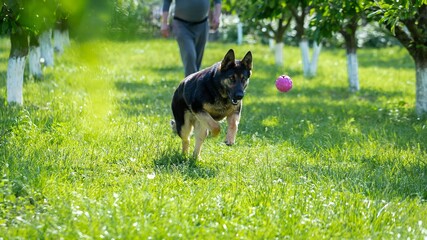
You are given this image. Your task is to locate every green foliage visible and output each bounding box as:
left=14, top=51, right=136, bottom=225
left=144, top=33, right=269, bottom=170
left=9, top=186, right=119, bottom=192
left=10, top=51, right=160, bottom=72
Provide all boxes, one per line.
left=367, top=0, right=425, bottom=23
left=109, top=0, right=160, bottom=39
left=364, top=0, right=427, bottom=63
left=311, top=0, right=365, bottom=41
left=221, top=0, right=238, bottom=14
left=236, top=0, right=287, bottom=21
left=232, top=0, right=292, bottom=43
left=365, top=0, right=426, bottom=36
left=0, top=0, right=57, bottom=35
left=0, top=38, right=426, bottom=238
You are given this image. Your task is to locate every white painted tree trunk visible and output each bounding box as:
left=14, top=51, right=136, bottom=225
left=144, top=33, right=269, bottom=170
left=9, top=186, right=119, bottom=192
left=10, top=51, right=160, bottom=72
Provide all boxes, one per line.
left=236, top=22, right=243, bottom=45
left=7, top=56, right=26, bottom=104
left=54, top=29, right=64, bottom=54
left=54, top=29, right=70, bottom=54
left=415, top=65, right=427, bottom=116
left=63, top=29, right=70, bottom=46
left=40, top=29, right=54, bottom=67
left=347, top=53, right=359, bottom=92
left=269, top=39, right=275, bottom=52
left=300, top=40, right=310, bottom=75
left=274, top=42, right=284, bottom=67
left=29, top=46, right=42, bottom=79
left=309, top=41, right=322, bottom=77
left=300, top=40, right=322, bottom=77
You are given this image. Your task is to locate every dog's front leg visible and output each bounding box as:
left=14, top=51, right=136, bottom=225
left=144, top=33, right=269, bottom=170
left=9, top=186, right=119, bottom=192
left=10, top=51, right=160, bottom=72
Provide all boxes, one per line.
left=179, top=111, right=194, bottom=155
left=193, top=121, right=208, bottom=159
left=225, top=112, right=240, bottom=146
left=194, top=111, right=221, bottom=137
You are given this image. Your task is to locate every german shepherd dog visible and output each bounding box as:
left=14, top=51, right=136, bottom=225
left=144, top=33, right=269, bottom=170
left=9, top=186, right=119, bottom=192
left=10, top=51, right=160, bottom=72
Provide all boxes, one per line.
left=171, top=49, right=252, bottom=159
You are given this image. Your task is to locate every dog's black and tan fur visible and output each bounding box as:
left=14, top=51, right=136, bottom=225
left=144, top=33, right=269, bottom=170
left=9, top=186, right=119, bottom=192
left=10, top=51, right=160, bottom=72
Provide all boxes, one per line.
left=171, top=49, right=252, bottom=159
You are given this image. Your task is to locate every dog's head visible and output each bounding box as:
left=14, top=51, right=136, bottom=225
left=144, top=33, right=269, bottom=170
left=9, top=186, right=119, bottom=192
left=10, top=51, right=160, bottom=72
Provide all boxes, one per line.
left=218, top=49, right=252, bottom=105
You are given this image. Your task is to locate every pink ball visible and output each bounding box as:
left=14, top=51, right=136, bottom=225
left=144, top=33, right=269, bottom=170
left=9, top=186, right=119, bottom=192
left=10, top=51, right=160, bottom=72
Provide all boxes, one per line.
left=276, top=75, right=293, bottom=92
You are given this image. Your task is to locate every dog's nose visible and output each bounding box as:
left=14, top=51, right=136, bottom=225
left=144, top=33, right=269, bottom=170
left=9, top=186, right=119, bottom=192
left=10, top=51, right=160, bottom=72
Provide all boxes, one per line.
left=234, top=92, right=244, bottom=100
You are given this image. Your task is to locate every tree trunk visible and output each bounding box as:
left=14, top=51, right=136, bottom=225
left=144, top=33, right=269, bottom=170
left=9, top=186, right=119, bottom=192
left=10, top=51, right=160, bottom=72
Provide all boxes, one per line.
left=341, top=26, right=359, bottom=92
left=309, top=41, right=322, bottom=77
left=388, top=20, right=427, bottom=116
left=300, top=40, right=322, bottom=77
left=54, top=17, right=70, bottom=54
left=7, top=30, right=28, bottom=105
left=272, top=17, right=291, bottom=67
left=300, top=39, right=310, bottom=76
left=40, top=29, right=54, bottom=67
left=346, top=52, right=359, bottom=92
left=53, top=29, right=64, bottom=54
left=411, top=45, right=427, bottom=116
left=269, top=39, right=275, bottom=52
left=415, top=60, right=427, bottom=116
left=53, top=29, right=71, bottom=54
left=274, top=42, right=284, bottom=67
left=63, top=29, right=70, bottom=46
left=236, top=22, right=243, bottom=45
left=29, top=33, right=42, bottom=79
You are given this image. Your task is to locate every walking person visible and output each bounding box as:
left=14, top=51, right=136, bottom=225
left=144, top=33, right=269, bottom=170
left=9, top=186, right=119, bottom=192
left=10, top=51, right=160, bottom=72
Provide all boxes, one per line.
left=161, top=0, right=222, bottom=77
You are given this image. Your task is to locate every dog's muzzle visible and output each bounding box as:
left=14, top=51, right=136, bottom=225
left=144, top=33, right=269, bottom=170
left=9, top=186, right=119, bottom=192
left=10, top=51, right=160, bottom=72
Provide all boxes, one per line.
left=231, top=92, right=244, bottom=105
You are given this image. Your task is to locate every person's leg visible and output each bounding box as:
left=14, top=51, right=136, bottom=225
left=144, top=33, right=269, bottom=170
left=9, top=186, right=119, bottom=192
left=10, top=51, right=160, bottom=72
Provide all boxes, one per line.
left=173, top=20, right=197, bottom=77
left=194, top=21, right=209, bottom=72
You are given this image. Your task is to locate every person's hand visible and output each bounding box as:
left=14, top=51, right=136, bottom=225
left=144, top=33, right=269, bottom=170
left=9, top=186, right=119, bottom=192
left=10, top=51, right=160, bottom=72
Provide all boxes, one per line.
left=211, top=17, right=220, bottom=30
left=211, top=4, right=221, bottom=31
left=161, top=23, right=169, bottom=38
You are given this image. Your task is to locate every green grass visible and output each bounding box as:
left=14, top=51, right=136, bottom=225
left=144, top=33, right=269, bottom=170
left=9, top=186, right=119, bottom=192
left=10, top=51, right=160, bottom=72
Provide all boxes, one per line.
left=1, top=38, right=426, bottom=239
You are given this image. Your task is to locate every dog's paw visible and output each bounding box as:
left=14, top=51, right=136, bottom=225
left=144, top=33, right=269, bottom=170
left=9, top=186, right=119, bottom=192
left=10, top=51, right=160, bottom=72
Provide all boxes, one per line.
left=170, top=119, right=177, bottom=134
left=224, top=140, right=234, bottom=146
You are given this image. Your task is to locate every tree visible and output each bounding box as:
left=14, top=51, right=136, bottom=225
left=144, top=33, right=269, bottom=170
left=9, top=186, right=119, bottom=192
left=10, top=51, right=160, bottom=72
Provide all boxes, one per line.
left=1, top=0, right=66, bottom=104
left=234, top=0, right=292, bottom=66
left=29, top=32, right=42, bottom=79
left=312, top=0, right=365, bottom=92
left=366, top=0, right=427, bottom=116
left=54, top=16, right=70, bottom=55
left=289, top=0, right=322, bottom=77
left=1, top=0, right=32, bottom=104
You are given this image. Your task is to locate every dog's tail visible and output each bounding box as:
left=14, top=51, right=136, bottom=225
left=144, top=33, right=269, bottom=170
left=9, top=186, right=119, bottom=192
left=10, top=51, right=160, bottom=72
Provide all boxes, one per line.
left=170, top=119, right=177, bottom=134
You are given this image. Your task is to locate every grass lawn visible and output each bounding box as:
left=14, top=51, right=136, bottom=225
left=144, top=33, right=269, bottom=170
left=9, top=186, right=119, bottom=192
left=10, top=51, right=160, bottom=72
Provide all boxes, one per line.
left=0, top=38, right=426, bottom=239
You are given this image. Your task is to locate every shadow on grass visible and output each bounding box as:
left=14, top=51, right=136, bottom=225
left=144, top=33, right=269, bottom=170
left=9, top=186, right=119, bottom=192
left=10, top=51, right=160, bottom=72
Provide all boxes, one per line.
left=242, top=84, right=426, bottom=152
left=247, top=103, right=425, bottom=153
left=134, top=65, right=183, bottom=76
left=0, top=99, right=24, bottom=139
left=153, top=150, right=218, bottom=179
left=357, top=47, right=414, bottom=69
left=115, top=80, right=175, bottom=117
left=285, top=158, right=427, bottom=200
left=0, top=71, right=52, bottom=88
left=296, top=85, right=406, bottom=101
left=239, top=80, right=427, bottom=199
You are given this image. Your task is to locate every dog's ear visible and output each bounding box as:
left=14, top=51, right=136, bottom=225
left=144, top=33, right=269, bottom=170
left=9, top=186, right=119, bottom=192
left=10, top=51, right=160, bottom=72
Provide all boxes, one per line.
left=220, top=49, right=236, bottom=71
left=241, top=51, right=252, bottom=70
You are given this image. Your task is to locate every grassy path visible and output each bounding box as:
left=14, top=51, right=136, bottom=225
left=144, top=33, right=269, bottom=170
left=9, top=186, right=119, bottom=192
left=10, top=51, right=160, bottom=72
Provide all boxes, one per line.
left=0, top=38, right=426, bottom=238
